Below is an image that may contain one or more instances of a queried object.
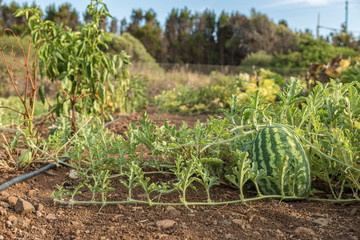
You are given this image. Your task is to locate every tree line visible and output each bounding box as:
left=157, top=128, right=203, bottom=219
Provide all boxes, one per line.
left=0, top=1, right=358, bottom=66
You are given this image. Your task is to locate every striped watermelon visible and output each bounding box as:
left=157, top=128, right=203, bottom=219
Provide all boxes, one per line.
left=250, top=125, right=311, bottom=197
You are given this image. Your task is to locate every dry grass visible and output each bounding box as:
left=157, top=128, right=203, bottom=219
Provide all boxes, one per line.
left=129, top=62, right=239, bottom=98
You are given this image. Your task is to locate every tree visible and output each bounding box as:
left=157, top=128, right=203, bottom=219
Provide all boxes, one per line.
left=128, top=9, right=143, bottom=33
left=83, top=9, right=92, bottom=24
left=99, top=15, right=108, bottom=32
left=331, top=24, right=358, bottom=49
left=127, top=9, right=162, bottom=61
left=1, top=2, right=27, bottom=34
left=217, top=11, right=232, bottom=65
left=194, top=9, right=217, bottom=64
left=45, top=3, right=80, bottom=31
left=163, top=9, right=179, bottom=62
left=225, top=12, right=250, bottom=65
left=110, top=17, right=118, bottom=33
left=120, top=18, right=127, bottom=34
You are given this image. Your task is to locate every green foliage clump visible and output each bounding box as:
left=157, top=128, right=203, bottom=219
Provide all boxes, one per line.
left=51, top=79, right=360, bottom=207
left=341, top=57, right=360, bottom=84
left=15, top=0, right=131, bottom=133
left=107, top=33, right=160, bottom=70
left=154, top=69, right=284, bottom=114
left=271, top=37, right=357, bottom=68
left=241, top=50, right=274, bottom=66
left=111, top=74, right=148, bottom=114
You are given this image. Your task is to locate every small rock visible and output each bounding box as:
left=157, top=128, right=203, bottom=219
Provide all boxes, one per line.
left=158, top=234, right=169, bottom=239
left=350, top=207, right=358, bottom=216
left=295, top=227, right=315, bottom=235
left=46, top=213, right=56, bottom=220
left=0, top=235, right=4, bottom=240
left=187, top=214, right=196, bottom=217
left=0, top=201, right=10, bottom=208
left=35, top=203, right=44, bottom=212
left=6, top=220, right=12, bottom=227
left=232, top=219, right=245, bottom=226
left=40, top=229, right=46, bottom=235
left=0, top=191, right=10, bottom=198
left=36, top=211, right=42, bottom=217
left=68, top=169, right=79, bottom=180
left=0, top=206, right=6, bottom=216
left=179, top=224, right=189, bottom=229
left=46, top=170, right=58, bottom=176
left=8, top=215, right=18, bottom=222
left=7, top=196, right=18, bottom=206
left=14, top=217, right=31, bottom=229
left=71, top=221, right=81, bottom=226
left=28, top=190, right=36, bottom=197
left=156, top=219, right=176, bottom=229
left=137, top=194, right=147, bottom=199
left=312, top=218, right=329, bottom=227
left=225, top=233, right=235, bottom=239
left=221, top=220, right=232, bottom=226
left=274, top=229, right=285, bottom=238
left=165, top=206, right=181, bottom=216
left=15, top=199, right=35, bottom=215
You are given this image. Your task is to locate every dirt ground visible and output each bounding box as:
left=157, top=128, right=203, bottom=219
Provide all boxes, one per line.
left=0, top=108, right=359, bottom=240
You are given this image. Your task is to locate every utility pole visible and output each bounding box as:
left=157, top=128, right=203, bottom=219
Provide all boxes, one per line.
left=345, top=0, right=348, bottom=33
left=316, top=12, right=320, bottom=39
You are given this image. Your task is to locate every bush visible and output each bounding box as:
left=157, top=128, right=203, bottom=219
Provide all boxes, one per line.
left=270, top=37, right=357, bottom=68
left=241, top=50, right=273, bottom=66
left=107, top=33, right=161, bottom=71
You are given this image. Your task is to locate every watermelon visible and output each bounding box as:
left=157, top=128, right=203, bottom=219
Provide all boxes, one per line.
left=250, top=125, right=311, bottom=197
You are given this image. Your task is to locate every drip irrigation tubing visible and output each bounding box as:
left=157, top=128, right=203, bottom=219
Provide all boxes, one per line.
left=0, top=114, right=129, bottom=192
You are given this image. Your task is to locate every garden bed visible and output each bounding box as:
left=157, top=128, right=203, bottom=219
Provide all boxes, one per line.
left=0, top=108, right=359, bottom=240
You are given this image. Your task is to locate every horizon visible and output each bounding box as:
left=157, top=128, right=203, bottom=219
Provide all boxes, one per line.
left=2, top=0, right=360, bottom=38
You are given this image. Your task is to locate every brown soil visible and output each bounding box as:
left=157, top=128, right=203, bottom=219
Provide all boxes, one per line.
left=0, top=108, right=359, bottom=240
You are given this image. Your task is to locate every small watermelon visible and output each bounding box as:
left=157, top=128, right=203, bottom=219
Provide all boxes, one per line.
left=250, top=125, right=311, bottom=197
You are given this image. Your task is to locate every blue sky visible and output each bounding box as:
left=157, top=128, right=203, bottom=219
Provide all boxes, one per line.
left=4, top=0, right=360, bottom=38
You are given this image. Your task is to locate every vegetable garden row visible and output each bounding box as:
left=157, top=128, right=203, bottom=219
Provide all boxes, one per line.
left=0, top=0, right=359, bottom=211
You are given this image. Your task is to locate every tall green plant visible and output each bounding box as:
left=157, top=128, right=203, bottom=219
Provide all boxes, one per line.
left=15, top=0, right=130, bottom=133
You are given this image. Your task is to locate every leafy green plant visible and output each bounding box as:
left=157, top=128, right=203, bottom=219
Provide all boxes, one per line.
left=241, top=50, right=273, bottom=66
left=51, top=78, right=360, bottom=209
left=15, top=0, right=130, bottom=133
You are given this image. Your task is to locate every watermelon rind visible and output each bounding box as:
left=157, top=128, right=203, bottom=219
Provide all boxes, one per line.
left=250, top=125, right=311, bottom=197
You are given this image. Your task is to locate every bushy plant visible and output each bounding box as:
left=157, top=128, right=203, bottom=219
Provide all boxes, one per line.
left=110, top=74, right=148, bottom=114
left=241, top=50, right=273, bottom=66
left=15, top=0, right=130, bottom=133
left=52, top=79, right=360, bottom=208
left=154, top=69, right=284, bottom=114
left=271, top=37, right=357, bottom=68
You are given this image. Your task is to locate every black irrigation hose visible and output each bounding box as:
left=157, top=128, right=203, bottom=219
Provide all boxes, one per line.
left=0, top=158, right=70, bottom=192
left=0, top=114, right=129, bottom=192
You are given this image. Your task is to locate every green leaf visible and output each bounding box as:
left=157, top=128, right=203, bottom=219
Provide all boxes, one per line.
left=58, top=72, right=68, bottom=80
left=98, top=83, right=106, bottom=103
left=54, top=51, right=65, bottom=62
left=60, top=77, right=72, bottom=91
left=199, top=158, right=224, bottom=164
left=18, top=149, right=32, bottom=167
left=86, top=64, right=93, bottom=79
left=14, top=9, right=24, bottom=18
left=39, top=85, right=46, bottom=104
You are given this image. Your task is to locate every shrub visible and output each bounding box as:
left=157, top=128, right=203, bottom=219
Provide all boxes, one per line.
left=242, top=50, right=273, bottom=66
